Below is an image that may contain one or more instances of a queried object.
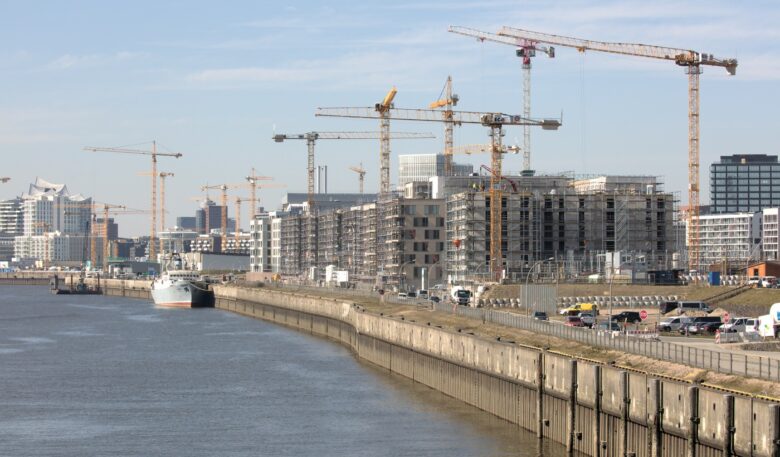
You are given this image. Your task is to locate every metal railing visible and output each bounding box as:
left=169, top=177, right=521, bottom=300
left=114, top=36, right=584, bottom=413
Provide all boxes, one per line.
left=257, top=283, right=780, bottom=383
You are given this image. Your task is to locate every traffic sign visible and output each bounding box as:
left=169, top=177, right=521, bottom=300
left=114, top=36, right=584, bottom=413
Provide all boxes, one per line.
left=639, top=309, right=648, bottom=321
left=723, top=312, right=730, bottom=324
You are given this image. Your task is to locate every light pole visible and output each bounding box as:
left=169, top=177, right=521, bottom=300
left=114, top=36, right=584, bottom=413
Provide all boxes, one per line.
left=525, top=257, right=554, bottom=316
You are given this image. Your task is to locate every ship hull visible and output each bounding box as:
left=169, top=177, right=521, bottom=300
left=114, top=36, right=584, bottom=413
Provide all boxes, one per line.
left=151, top=280, right=214, bottom=308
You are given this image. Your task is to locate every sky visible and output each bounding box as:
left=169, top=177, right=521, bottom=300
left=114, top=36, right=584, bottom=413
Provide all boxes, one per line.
left=1, top=0, right=778, bottom=237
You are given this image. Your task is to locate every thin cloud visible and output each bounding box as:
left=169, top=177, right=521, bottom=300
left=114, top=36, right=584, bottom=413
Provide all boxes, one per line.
left=46, top=52, right=145, bottom=70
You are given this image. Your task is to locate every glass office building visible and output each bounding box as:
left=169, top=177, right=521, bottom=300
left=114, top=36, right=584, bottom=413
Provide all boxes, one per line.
left=710, top=154, right=780, bottom=214
left=398, top=154, right=473, bottom=188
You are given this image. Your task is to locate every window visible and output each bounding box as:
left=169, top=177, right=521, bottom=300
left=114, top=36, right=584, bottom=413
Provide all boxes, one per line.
left=424, top=230, right=440, bottom=239
left=424, top=205, right=439, bottom=215
left=413, top=217, right=429, bottom=227
left=413, top=242, right=429, bottom=252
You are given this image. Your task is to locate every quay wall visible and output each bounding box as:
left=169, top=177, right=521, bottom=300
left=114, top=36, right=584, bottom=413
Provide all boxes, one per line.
left=213, top=285, right=780, bottom=457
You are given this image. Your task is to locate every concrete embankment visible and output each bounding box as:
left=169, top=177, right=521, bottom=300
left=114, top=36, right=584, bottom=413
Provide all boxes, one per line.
left=214, top=285, right=780, bottom=457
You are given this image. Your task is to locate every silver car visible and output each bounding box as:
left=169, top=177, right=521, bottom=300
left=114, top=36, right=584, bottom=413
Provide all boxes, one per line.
left=658, top=316, right=692, bottom=332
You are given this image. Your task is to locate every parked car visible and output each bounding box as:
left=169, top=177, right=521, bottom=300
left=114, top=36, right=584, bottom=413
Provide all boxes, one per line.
left=611, top=311, right=642, bottom=324
left=429, top=296, right=441, bottom=303
left=418, top=290, right=429, bottom=299
left=397, top=292, right=408, bottom=299
left=532, top=311, right=549, bottom=321
left=594, top=321, right=621, bottom=332
left=657, top=316, right=693, bottom=332
left=679, top=316, right=722, bottom=335
left=577, top=312, right=596, bottom=327
left=407, top=291, right=417, bottom=299
left=719, top=317, right=758, bottom=334
left=564, top=316, right=585, bottom=327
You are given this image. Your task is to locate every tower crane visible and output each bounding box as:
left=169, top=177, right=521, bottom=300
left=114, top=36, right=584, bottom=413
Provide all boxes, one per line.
left=316, top=104, right=560, bottom=279
left=0, top=177, right=10, bottom=183
left=348, top=163, right=367, bottom=194
left=140, top=171, right=175, bottom=255
left=429, top=76, right=461, bottom=176
left=200, top=184, right=232, bottom=242
left=84, top=141, right=182, bottom=260
left=272, top=130, right=434, bottom=211
left=496, top=26, right=737, bottom=271
left=245, top=168, right=274, bottom=221
left=449, top=26, right=554, bottom=172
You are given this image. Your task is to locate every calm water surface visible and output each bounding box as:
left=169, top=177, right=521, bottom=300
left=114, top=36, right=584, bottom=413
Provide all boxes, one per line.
left=0, top=286, right=566, bottom=456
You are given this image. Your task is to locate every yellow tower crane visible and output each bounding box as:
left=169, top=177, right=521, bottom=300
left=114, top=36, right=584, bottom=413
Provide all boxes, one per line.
left=140, top=171, right=175, bottom=256
left=316, top=104, right=560, bottom=279
left=448, top=27, right=554, bottom=173
left=495, top=25, right=737, bottom=272
left=84, top=142, right=182, bottom=261
left=245, top=168, right=274, bottom=221
left=429, top=76, right=461, bottom=176
left=200, top=184, right=232, bottom=243
left=348, top=163, right=367, bottom=194
left=272, top=130, right=433, bottom=211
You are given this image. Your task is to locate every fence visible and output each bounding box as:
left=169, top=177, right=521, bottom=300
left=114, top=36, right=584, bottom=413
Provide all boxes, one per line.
left=263, top=283, right=780, bottom=383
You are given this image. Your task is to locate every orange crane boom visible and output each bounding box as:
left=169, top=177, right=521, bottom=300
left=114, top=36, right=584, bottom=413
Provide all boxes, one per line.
left=496, top=26, right=737, bottom=271
left=84, top=141, right=182, bottom=261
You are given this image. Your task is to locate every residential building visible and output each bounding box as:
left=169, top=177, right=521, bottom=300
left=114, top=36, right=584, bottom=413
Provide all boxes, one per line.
left=763, top=208, right=779, bottom=261
left=249, top=213, right=272, bottom=273
left=93, top=218, right=118, bottom=241
left=710, top=154, right=780, bottom=214
left=0, top=197, right=23, bottom=235
left=688, top=212, right=761, bottom=272
left=158, top=229, right=197, bottom=254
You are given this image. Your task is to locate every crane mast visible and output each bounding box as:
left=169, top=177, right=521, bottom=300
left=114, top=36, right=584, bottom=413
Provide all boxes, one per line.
left=497, top=25, right=737, bottom=271
left=245, top=168, right=273, bottom=221
left=430, top=77, right=460, bottom=176
left=449, top=26, right=553, bottom=172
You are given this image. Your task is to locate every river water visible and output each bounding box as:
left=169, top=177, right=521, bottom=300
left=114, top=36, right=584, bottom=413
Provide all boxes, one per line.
left=0, top=286, right=566, bottom=456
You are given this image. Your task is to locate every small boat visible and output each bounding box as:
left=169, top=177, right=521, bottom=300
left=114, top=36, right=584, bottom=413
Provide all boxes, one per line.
left=150, top=254, right=214, bottom=308
left=50, top=274, right=101, bottom=295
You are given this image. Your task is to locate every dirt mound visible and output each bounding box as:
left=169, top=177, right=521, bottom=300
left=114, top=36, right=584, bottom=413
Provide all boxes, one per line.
left=708, top=307, right=729, bottom=317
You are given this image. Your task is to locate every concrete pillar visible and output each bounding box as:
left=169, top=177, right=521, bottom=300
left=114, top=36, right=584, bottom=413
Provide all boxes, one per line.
left=648, top=378, right=661, bottom=457
left=593, top=365, right=602, bottom=457
left=687, top=385, right=699, bottom=457
left=620, top=371, right=629, bottom=457
left=723, top=395, right=734, bottom=457
left=567, top=359, right=577, bottom=453
left=537, top=351, right=545, bottom=439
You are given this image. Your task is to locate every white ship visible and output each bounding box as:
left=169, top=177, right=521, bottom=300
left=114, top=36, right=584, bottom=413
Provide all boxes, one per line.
left=150, top=255, right=214, bottom=308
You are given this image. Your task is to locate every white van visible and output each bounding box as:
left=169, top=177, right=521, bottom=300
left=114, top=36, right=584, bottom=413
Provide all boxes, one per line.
left=677, top=301, right=712, bottom=314
left=658, top=316, right=693, bottom=332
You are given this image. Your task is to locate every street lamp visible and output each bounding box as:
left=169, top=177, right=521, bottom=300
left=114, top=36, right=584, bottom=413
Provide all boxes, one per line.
left=525, top=257, right=554, bottom=316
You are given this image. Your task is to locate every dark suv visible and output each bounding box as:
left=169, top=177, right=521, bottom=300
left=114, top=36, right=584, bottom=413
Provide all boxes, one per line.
left=611, top=311, right=642, bottom=324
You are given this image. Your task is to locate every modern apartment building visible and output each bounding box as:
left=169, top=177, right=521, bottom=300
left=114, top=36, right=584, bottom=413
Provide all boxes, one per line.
left=763, top=208, right=779, bottom=261
left=689, top=212, right=761, bottom=271
left=249, top=213, right=272, bottom=273
left=710, top=154, right=780, bottom=214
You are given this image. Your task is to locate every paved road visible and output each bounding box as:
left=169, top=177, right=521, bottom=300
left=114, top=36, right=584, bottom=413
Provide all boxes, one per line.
left=661, top=335, right=780, bottom=360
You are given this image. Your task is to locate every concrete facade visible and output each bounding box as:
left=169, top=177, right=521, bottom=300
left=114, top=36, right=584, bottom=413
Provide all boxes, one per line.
left=213, top=285, right=780, bottom=457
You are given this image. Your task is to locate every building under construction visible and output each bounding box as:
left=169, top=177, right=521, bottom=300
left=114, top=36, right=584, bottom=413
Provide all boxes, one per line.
left=253, top=175, right=676, bottom=288
left=445, top=175, right=675, bottom=282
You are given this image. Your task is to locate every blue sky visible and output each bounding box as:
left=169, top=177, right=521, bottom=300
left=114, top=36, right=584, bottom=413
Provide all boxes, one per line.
left=1, top=0, right=778, bottom=236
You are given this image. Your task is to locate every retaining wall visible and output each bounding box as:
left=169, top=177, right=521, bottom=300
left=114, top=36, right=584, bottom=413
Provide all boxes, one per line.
left=213, top=285, right=780, bottom=457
